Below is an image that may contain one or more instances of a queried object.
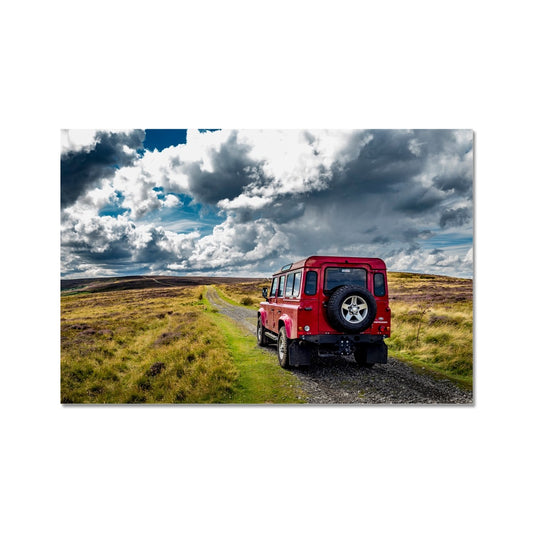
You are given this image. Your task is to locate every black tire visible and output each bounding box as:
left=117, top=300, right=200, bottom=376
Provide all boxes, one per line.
left=326, top=285, right=377, bottom=333
left=257, top=317, right=268, bottom=346
left=277, top=326, right=291, bottom=369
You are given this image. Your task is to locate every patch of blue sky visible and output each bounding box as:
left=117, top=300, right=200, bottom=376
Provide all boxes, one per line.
left=140, top=129, right=220, bottom=155
left=139, top=193, right=224, bottom=236
left=421, top=230, right=473, bottom=253
left=98, top=191, right=128, bottom=218
left=152, top=186, right=166, bottom=200
left=98, top=206, right=129, bottom=218
left=143, top=129, right=187, bottom=152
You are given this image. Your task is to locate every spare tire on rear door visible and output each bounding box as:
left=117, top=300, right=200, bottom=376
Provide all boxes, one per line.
left=326, top=285, right=377, bottom=333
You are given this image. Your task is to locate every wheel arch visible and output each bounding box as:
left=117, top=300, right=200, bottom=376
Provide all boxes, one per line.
left=278, top=315, right=294, bottom=338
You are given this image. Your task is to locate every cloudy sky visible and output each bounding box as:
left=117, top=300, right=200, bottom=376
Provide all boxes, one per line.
left=60, top=129, right=473, bottom=279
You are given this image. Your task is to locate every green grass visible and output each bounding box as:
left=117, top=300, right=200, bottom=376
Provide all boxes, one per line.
left=61, top=284, right=305, bottom=404
left=202, top=291, right=305, bottom=403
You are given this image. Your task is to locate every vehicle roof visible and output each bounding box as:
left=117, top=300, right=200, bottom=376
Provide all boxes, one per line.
left=272, top=255, right=386, bottom=275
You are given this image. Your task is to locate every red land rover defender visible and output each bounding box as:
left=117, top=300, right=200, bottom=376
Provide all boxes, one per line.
left=257, top=256, right=391, bottom=368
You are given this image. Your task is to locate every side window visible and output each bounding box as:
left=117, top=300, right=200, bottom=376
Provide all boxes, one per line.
left=293, top=271, right=302, bottom=297
left=286, top=273, right=295, bottom=297
left=270, top=277, right=279, bottom=297
left=278, top=275, right=286, bottom=297
left=304, top=271, right=317, bottom=295
left=374, top=273, right=386, bottom=297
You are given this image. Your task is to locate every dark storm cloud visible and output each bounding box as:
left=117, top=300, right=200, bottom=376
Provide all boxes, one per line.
left=402, top=228, right=433, bottom=240
left=336, top=129, right=424, bottom=193
left=210, top=129, right=473, bottom=275
left=185, top=131, right=265, bottom=204
left=433, top=173, right=472, bottom=195
left=327, top=129, right=469, bottom=205
left=61, top=217, right=197, bottom=277
left=74, top=235, right=133, bottom=263
left=439, top=207, right=471, bottom=229
left=231, top=198, right=305, bottom=224
left=279, top=130, right=471, bottom=248
left=393, top=187, right=444, bottom=213
left=133, top=228, right=182, bottom=265
left=62, top=239, right=136, bottom=278
left=61, top=210, right=136, bottom=275
left=61, top=130, right=145, bottom=208
left=223, top=130, right=471, bottom=234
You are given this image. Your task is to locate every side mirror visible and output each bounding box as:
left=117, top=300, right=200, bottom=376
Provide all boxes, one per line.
left=262, top=287, right=268, bottom=299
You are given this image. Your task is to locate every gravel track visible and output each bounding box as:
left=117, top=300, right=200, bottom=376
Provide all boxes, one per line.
left=206, top=288, right=473, bottom=405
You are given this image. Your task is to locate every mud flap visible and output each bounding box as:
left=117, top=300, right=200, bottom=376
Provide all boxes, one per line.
left=288, top=341, right=313, bottom=367
left=362, top=341, right=388, bottom=364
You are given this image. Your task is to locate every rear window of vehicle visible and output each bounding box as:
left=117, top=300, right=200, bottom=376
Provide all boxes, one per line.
left=374, top=273, right=386, bottom=296
left=324, top=267, right=367, bottom=292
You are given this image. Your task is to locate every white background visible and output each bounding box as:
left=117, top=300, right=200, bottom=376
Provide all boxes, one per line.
left=1, top=1, right=532, bottom=532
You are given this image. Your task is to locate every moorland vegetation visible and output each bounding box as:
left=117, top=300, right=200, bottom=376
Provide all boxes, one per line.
left=61, top=271, right=473, bottom=403
left=61, top=285, right=302, bottom=403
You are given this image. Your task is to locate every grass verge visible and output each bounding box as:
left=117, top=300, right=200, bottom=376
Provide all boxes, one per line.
left=202, top=291, right=306, bottom=403
left=389, top=351, right=473, bottom=390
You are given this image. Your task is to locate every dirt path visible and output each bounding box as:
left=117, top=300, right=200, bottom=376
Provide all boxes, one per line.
left=206, top=287, right=473, bottom=405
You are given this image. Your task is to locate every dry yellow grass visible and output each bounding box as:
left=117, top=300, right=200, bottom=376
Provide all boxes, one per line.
left=61, top=286, right=238, bottom=403
left=387, top=300, right=473, bottom=384
left=61, top=284, right=303, bottom=404
left=217, top=280, right=268, bottom=308
left=386, top=272, right=473, bottom=386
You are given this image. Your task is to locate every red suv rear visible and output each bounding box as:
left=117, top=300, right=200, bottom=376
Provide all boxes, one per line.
left=257, top=256, right=391, bottom=368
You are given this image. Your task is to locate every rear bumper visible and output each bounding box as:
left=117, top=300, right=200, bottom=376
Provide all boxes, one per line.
left=299, top=333, right=385, bottom=344
left=297, top=333, right=388, bottom=364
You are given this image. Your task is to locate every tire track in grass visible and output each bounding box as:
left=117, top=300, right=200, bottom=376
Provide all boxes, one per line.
left=204, top=287, right=305, bottom=403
